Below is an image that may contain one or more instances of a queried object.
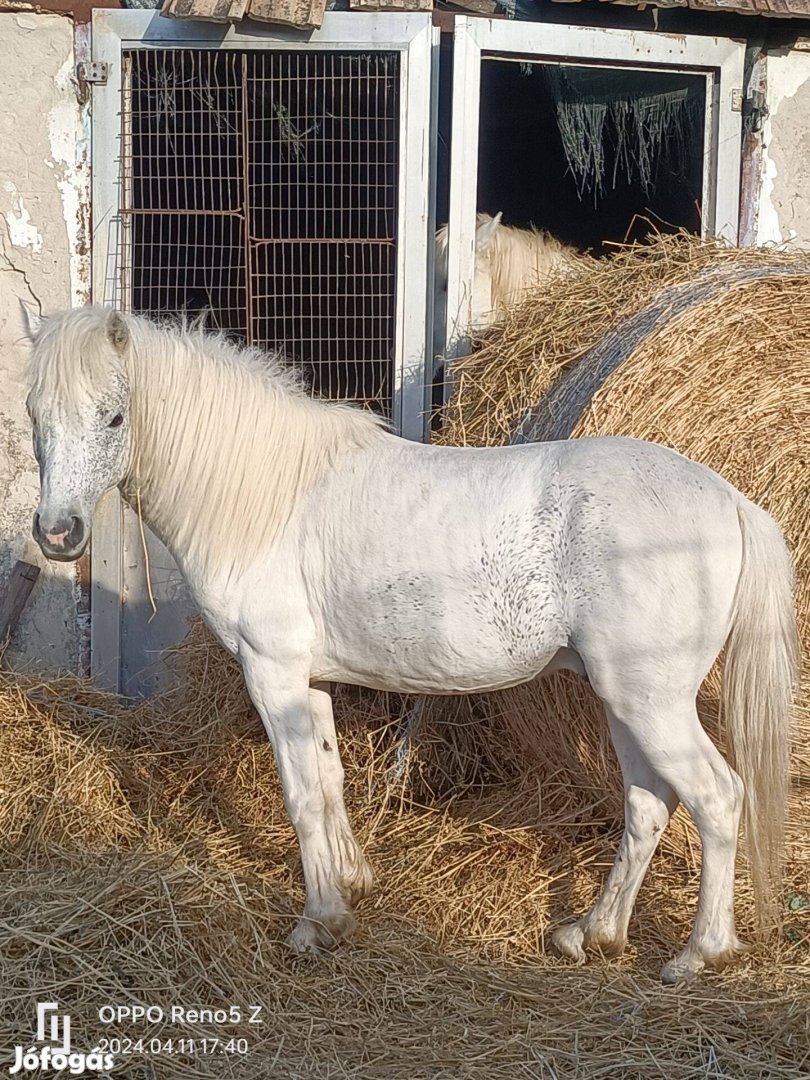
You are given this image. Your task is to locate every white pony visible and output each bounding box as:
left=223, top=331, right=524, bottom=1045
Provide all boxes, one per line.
left=24, top=305, right=796, bottom=984
left=433, top=212, right=581, bottom=369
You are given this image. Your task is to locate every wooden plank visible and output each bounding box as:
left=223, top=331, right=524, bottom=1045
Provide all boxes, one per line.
left=247, top=0, right=326, bottom=28
left=739, top=48, right=767, bottom=247
left=0, top=561, right=41, bottom=642
left=350, top=0, right=432, bottom=9
left=161, top=0, right=248, bottom=24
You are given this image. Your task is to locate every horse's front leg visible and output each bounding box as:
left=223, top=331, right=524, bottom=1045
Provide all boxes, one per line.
left=241, top=654, right=373, bottom=953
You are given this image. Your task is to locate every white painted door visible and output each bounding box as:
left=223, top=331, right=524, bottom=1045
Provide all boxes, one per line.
left=442, top=16, right=745, bottom=362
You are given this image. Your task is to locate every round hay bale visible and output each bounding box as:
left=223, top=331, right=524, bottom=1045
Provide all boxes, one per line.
left=432, top=232, right=810, bottom=937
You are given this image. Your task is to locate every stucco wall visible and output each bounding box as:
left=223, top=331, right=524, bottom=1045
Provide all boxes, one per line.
left=757, top=45, right=810, bottom=248
left=0, top=12, right=83, bottom=670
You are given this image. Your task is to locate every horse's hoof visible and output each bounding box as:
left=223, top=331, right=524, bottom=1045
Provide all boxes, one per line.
left=287, top=908, right=355, bottom=955
left=661, top=937, right=749, bottom=984
left=552, top=923, right=587, bottom=964
left=661, top=951, right=705, bottom=984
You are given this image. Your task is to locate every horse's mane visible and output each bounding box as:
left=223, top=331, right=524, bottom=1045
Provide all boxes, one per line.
left=434, top=214, right=579, bottom=318
left=485, top=220, right=579, bottom=311
left=28, top=307, right=385, bottom=582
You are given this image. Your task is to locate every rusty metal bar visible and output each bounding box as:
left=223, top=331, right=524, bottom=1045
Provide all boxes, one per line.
left=120, top=207, right=243, bottom=217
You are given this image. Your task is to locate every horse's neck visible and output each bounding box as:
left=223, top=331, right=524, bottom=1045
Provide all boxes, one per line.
left=124, top=337, right=370, bottom=584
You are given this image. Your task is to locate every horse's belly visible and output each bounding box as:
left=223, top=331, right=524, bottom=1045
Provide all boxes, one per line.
left=312, top=643, right=559, bottom=694
left=313, top=578, right=567, bottom=694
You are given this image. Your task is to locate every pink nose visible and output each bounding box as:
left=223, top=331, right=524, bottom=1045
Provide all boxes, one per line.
left=34, top=512, right=86, bottom=557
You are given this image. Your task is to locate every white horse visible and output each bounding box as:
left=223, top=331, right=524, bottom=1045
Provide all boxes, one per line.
left=433, top=212, right=581, bottom=370
left=24, top=305, right=796, bottom=983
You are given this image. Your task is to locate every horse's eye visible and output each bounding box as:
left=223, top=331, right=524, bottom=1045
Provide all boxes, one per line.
left=109, top=413, right=124, bottom=429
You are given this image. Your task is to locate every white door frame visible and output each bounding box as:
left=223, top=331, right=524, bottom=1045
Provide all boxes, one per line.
left=90, top=9, right=437, bottom=688
left=443, top=16, right=745, bottom=362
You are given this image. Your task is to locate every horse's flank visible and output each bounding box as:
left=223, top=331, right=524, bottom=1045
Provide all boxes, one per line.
left=28, top=307, right=386, bottom=582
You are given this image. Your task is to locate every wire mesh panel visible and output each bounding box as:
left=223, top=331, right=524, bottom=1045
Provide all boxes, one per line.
left=129, top=214, right=248, bottom=337
left=253, top=242, right=396, bottom=400
left=121, top=47, right=401, bottom=412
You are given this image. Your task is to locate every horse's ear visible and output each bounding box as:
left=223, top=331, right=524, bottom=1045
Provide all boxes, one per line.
left=20, top=299, right=44, bottom=341
left=107, top=310, right=130, bottom=353
left=475, top=211, right=503, bottom=254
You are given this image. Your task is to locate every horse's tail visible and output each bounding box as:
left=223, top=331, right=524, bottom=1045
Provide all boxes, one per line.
left=723, top=497, right=798, bottom=929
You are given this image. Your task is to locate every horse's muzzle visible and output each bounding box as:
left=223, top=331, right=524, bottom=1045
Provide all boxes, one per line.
left=33, top=511, right=88, bottom=562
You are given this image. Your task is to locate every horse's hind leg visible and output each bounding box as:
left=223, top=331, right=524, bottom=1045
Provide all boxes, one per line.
left=553, top=709, right=678, bottom=962
left=556, top=697, right=746, bottom=982
left=633, top=703, right=747, bottom=983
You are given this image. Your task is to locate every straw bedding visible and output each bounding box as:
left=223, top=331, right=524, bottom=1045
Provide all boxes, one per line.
left=1, top=233, right=808, bottom=1078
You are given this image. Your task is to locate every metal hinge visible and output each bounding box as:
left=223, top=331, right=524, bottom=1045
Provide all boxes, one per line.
left=743, top=89, right=768, bottom=135
left=76, top=61, right=109, bottom=106
left=731, top=88, right=743, bottom=113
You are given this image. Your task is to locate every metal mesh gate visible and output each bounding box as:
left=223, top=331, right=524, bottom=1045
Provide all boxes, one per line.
left=121, top=48, right=401, bottom=411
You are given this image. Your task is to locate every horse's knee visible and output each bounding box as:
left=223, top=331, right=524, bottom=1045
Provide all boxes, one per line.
left=689, top=760, right=743, bottom=841
left=721, top=765, right=744, bottom=833
left=728, top=766, right=744, bottom=815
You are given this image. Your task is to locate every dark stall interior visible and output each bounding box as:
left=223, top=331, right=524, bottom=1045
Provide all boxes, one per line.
left=124, top=48, right=400, bottom=412
left=436, top=48, right=707, bottom=253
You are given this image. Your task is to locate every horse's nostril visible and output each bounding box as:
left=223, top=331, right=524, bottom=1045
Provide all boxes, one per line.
left=68, top=516, right=85, bottom=545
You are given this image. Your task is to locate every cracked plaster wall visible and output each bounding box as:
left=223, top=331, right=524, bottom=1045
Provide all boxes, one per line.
left=0, top=12, right=83, bottom=671
left=757, top=46, right=810, bottom=248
